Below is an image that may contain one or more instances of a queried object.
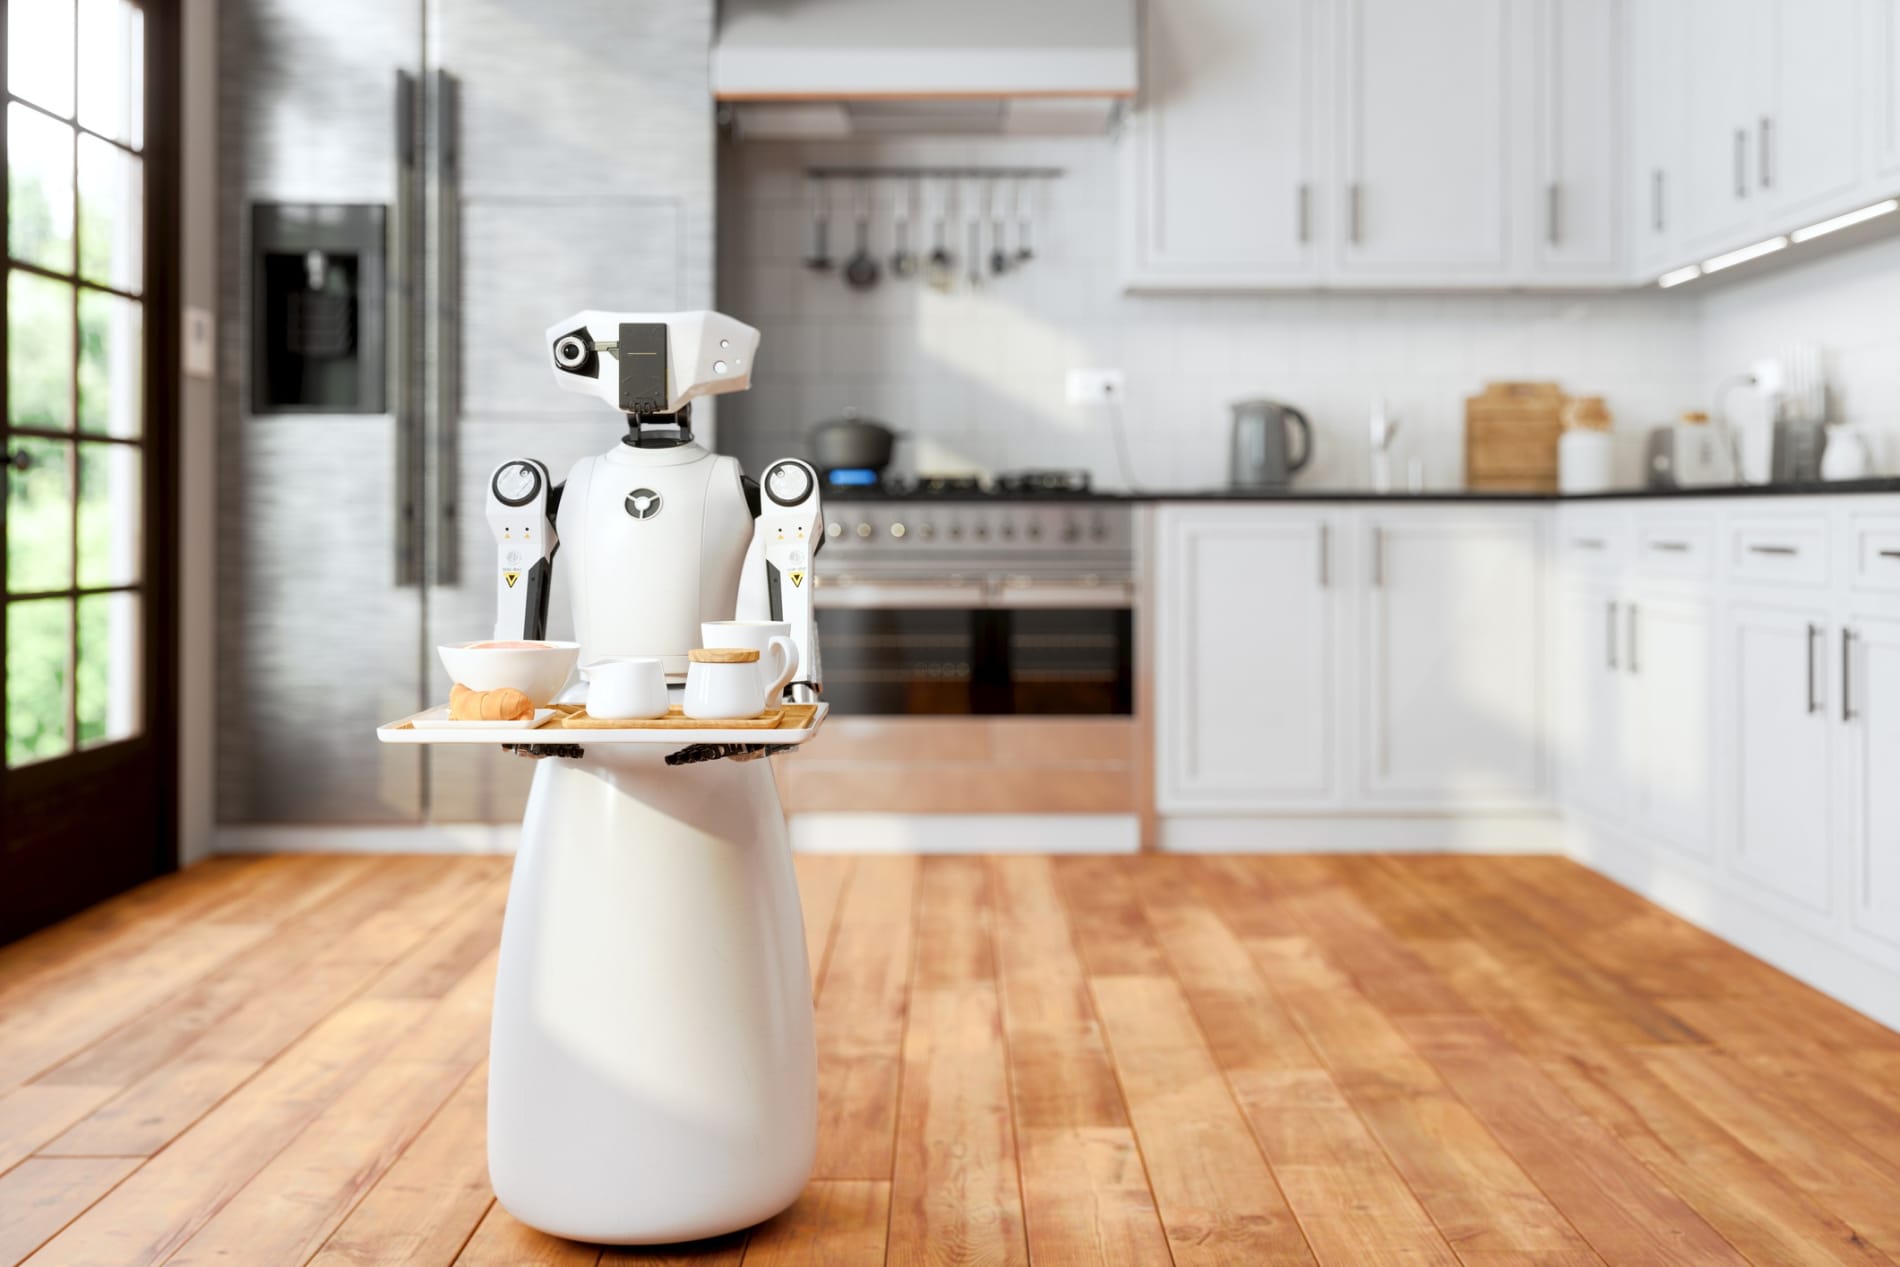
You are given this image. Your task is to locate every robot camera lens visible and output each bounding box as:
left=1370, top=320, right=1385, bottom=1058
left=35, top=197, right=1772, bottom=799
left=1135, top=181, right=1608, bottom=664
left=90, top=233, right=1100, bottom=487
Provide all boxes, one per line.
left=552, top=332, right=594, bottom=372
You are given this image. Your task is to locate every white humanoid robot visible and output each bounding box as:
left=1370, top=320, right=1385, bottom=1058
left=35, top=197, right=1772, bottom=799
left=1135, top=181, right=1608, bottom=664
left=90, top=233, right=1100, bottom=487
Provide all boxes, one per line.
left=481, top=310, right=824, bottom=1244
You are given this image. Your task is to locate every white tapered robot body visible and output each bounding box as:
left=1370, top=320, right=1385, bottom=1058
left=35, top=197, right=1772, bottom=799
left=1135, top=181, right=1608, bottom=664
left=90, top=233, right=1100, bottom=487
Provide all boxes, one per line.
left=481, top=310, right=824, bottom=1245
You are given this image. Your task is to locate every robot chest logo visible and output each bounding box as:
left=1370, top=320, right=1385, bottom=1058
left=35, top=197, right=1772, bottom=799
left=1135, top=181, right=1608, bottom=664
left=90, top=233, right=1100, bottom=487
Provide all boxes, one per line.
left=624, top=489, right=663, bottom=520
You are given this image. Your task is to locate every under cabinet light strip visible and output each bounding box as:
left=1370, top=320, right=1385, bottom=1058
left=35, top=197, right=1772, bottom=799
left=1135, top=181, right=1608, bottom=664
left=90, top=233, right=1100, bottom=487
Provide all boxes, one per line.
left=1701, top=234, right=1789, bottom=273
left=1657, top=264, right=1702, bottom=288
left=1790, top=198, right=1900, bottom=243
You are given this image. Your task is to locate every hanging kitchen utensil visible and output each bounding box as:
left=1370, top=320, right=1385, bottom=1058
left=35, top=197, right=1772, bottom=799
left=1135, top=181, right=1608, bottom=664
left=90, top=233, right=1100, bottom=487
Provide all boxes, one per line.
left=988, top=181, right=1010, bottom=276
left=925, top=182, right=956, bottom=291
left=966, top=182, right=984, bottom=288
left=843, top=182, right=880, bottom=290
left=1014, top=179, right=1034, bottom=264
left=890, top=180, right=918, bottom=280
left=803, top=181, right=832, bottom=272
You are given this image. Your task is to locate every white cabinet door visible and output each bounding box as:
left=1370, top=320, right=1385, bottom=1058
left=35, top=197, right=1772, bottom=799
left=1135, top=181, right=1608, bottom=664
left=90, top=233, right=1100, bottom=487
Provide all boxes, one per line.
left=1627, top=592, right=1715, bottom=856
left=1762, top=0, right=1863, bottom=220
left=1361, top=513, right=1546, bottom=805
left=1556, top=584, right=1627, bottom=821
left=1628, top=0, right=1689, bottom=275
left=1155, top=508, right=1341, bottom=811
left=1846, top=616, right=1900, bottom=955
left=1681, top=0, right=1766, bottom=250
left=1123, top=0, right=1319, bottom=287
left=1729, top=605, right=1834, bottom=914
left=1534, top=0, right=1621, bottom=276
left=1337, top=0, right=1512, bottom=275
left=1874, top=0, right=1900, bottom=177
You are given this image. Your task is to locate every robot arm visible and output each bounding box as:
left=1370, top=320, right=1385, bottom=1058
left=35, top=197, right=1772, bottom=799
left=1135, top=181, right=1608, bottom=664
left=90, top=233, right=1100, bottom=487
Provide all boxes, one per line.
left=485, top=459, right=559, bottom=641
left=746, top=458, right=824, bottom=704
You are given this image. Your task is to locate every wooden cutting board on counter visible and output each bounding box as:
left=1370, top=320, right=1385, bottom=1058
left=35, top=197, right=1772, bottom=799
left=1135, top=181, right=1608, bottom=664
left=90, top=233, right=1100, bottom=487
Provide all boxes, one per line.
left=1465, top=381, right=1566, bottom=492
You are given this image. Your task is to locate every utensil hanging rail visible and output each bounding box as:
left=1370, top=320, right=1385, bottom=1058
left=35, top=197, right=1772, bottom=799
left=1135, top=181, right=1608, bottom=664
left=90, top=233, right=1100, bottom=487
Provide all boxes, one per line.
left=804, top=166, right=1065, bottom=181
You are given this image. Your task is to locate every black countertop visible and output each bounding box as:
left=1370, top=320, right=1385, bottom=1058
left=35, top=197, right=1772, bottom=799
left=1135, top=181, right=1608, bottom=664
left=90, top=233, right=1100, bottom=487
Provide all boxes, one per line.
left=821, top=478, right=1900, bottom=504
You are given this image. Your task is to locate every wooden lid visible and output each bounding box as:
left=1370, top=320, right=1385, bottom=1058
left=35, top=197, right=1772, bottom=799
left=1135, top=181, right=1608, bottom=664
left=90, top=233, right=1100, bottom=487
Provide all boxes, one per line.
left=689, top=647, right=760, bottom=663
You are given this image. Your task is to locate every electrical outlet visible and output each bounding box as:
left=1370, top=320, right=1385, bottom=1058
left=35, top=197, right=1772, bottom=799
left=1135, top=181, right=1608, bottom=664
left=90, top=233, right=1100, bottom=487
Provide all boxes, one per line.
left=1066, top=368, right=1125, bottom=405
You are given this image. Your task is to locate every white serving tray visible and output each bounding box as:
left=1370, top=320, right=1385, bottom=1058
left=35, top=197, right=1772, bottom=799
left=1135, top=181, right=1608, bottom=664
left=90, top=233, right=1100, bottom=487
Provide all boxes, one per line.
left=376, top=701, right=828, bottom=747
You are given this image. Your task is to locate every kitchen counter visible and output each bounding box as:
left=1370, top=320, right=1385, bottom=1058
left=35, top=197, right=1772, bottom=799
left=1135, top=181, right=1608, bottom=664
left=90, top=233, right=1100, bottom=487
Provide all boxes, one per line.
left=822, top=478, right=1900, bottom=503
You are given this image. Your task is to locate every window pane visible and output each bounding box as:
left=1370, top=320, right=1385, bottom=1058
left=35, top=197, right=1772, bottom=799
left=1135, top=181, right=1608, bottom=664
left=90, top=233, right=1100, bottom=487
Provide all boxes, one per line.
left=78, top=136, right=142, bottom=291
left=6, top=435, right=73, bottom=592
left=78, top=289, right=141, bottom=436
left=8, top=270, right=75, bottom=431
left=7, top=0, right=77, bottom=118
left=8, top=104, right=76, bottom=271
left=7, top=597, right=72, bottom=765
left=77, top=589, right=139, bottom=747
left=77, top=440, right=139, bottom=587
left=77, top=0, right=143, bottom=148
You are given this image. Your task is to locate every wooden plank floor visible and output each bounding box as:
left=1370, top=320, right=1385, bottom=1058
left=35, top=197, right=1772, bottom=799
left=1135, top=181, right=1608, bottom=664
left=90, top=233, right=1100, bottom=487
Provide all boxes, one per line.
left=2, top=853, right=1898, bottom=1266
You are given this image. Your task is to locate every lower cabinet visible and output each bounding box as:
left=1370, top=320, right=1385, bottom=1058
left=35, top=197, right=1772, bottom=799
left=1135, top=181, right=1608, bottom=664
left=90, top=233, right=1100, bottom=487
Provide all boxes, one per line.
left=1844, top=614, right=1900, bottom=958
left=1728, top=603, right=1835, bottom=916
left=1555, top=583, right=1627, bottom=821
left=1625, top=592, right=1715, bottom=856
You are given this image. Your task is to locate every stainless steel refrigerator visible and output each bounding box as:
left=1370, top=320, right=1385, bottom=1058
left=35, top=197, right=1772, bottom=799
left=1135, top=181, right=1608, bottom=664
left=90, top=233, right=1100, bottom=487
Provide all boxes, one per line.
left=216, top=0, right=715, bottom=825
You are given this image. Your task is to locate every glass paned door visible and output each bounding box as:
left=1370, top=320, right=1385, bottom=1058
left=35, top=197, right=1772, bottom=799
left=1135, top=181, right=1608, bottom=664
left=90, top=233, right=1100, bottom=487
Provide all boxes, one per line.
left=4, top=0, right=171, bottom=942
left=5, top=0, right=145, bottom=767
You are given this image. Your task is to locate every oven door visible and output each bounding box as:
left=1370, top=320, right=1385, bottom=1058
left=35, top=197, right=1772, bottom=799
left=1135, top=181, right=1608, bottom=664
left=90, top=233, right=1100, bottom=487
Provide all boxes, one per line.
left=815, top=575, right=1133, bottom=717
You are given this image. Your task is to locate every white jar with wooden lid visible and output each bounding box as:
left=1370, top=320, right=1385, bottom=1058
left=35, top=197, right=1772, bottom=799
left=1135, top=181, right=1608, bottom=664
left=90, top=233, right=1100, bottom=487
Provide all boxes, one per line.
left=1559, top=396, right=1615, bottom=494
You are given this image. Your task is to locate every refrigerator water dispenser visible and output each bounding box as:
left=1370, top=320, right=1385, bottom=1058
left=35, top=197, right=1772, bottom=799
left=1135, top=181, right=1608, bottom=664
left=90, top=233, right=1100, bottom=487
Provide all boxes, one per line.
left=251, top=204, right=387, bottom=413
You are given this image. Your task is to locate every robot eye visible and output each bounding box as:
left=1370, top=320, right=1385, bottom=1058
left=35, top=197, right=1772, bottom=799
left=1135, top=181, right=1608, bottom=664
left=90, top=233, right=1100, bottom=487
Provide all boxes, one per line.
left=552, top=330, right=596, bottom=375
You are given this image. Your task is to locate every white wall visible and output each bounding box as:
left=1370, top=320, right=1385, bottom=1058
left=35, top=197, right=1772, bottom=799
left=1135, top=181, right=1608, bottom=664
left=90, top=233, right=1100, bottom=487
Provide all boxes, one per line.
left=717, top=137, right=1706, bottom=489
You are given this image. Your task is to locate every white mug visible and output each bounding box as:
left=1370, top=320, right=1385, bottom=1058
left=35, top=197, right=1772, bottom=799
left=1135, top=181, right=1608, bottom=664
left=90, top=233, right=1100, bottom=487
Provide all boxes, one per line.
left=700, top=620, right=799, bottom=710
left=684, top=653, right=769, bottom=720
left=580, top=656, right=669, bottom=720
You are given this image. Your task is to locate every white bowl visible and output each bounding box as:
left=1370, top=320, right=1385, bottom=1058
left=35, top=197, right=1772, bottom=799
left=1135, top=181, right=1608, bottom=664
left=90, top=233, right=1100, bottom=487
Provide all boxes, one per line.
left=437, top=641, right=580, bottom=707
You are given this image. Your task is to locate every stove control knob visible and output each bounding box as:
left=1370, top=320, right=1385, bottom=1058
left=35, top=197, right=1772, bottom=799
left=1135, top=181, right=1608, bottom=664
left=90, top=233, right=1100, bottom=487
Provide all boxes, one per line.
left=1026, top=523, right=1043, bottom=540
left=856, top=522, right=873, bottom=539
left=1090, top=521, right=1108, bottom=542
left=947, top=524, right=963, bottom=540
left=1062, top=522, right=1080, bottom=543
left=826, top=521, right=843, bottom=540
left=1000, top=523, right=1016, bottom=540
left=974, top=524, right=990, bottom=541
left=918, top=522, right=936, bottom=540
left=890, top=522, right=907, bottom=539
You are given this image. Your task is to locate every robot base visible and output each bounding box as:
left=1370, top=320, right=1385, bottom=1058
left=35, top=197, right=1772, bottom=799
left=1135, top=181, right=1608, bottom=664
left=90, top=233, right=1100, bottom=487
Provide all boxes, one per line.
left=487, top=747, right=816, bottom=1244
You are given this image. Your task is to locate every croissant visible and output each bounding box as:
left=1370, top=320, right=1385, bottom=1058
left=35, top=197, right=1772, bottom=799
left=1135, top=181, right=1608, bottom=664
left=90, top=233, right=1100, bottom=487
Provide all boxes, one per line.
left=449, top=682, right=534, bottom=722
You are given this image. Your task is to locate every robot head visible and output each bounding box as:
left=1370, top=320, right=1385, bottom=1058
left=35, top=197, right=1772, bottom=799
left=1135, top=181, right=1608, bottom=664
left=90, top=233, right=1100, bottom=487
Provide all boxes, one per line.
left=545, top=310, right=761, bottom=418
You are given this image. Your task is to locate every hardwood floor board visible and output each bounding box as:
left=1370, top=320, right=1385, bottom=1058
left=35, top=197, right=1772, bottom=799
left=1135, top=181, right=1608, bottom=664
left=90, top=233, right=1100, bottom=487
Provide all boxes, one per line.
left=913, top=857, right=996, bottom=990
left=811, top=856, right=918, bottom=1180
left=1089, top=973, right=1317, bottom=1267
left=305, top=1062, right=494, bottom=1267
left=0, top=1157, right=139, bottom=1266
left=454, top=1203, right=601, bottom=1266
left=739, top=1179, right=888, bottom=1267
left=1050, top=856, right=1166, bottom=978
left=792, top=855, right=855, bottom=998
left=1013, top=1127, right=1170, bottom=1267
left=0, top=1083, right=117, bottom=1178
left=599, top=1233, right=748, bottom=1265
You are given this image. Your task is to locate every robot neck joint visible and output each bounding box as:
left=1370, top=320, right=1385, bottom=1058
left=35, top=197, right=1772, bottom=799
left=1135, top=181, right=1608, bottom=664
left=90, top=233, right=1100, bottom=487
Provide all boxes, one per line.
left=622, top=404, right=694, bottom=449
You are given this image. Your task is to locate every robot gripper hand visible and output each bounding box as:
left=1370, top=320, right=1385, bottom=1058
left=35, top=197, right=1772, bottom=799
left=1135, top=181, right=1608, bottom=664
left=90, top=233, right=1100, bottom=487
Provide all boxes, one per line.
left=485, top=459, right=559, bottom=642
left=749, top=458, right=824, bottom=704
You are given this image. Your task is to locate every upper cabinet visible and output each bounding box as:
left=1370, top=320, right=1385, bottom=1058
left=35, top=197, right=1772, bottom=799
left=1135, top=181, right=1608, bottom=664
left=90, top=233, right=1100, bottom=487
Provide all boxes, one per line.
left=1627, top=0, right=1688, bottom=276
left=1876, top=0, right=1900, bottom=177
left=1335, top=0, right=1511, bottom=277
left=1535, top=0, right=1624, bottom=275
left=1123, top=0, right=1320, bottom=286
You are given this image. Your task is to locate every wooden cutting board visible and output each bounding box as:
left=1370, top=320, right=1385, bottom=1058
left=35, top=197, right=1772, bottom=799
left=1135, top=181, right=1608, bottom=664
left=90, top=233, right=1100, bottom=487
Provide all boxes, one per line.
left=1465, top=381, right=1566, bottom=492
left=558, top=703, right=819, bottom=731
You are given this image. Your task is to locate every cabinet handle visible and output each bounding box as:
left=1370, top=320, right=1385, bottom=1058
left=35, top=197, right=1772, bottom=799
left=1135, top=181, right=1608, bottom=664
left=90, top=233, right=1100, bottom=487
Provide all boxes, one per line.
left=1734, top=129, right=1748, bottom=199
left=1298, top=183, right=1311, bottom=245
left=1606, top=600, right=1618, bottom=672
left=1626, top=603, right=1639, bottom=675
left=1759, top=116, right=1773, bottom=189
left=1652, top=169, right=1665, bottom=233
left=1317, top=522, right=1329, bottom=588
left=1649, top=540, right=1691, bottom=553
left=1747, top=543, right=1798, bottom=556
left=1876, top=548, right=1900, bottom=560
left=1572, top=537, right=1606, bottom=550
left=1843, top=627, right=1858, bottom=723
left=1807, top=623, right=1822, bottom=715
left=1547, top=182, right=1561, bottom=247
left=1349, top=183, right=1363, bottom=245
left=1371, top=525, right=1384, bottom=587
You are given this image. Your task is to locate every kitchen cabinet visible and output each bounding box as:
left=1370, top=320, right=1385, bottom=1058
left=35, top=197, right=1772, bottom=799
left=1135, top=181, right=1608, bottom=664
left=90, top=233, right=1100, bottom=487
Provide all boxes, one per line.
left=1680, top=0, right=1765, bottom=251
left=1534, top=0, right=1622, bottom=276
left=1154, top=507, right=1342, bottom=810
left=1626, top=0, right=1688, bottom=277
left=1875, top=0, right=1900, bottom=177
left=1625, top=591, right=1715, bottom=855
left=1845, top=615, right=1900, bottom=956
left=1360, top=512, right=1546, bottom=805
left=1728, top=603, right=1834, bottom=916
left=1121, top=0, right=1320, bottom=287
left=1762, top=0, right=1863, bottom=220
left=1555, top=583, right=1627, bottom=821
left=1336, top=0, right=1511, bottom=275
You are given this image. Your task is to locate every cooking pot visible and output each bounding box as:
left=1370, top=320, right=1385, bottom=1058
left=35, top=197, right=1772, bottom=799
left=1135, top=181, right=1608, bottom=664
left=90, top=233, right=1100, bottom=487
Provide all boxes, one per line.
left=809, top=413, right=897, bottom=484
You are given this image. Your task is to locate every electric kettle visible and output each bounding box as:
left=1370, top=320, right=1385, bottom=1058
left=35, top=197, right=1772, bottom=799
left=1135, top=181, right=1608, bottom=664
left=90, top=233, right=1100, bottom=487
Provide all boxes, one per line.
left=1230, top=399, right=1314, bottom=489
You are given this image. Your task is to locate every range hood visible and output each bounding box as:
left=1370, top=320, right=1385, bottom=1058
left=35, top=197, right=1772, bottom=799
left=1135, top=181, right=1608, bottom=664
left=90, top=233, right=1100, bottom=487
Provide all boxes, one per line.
left=712, top=0, right=1137, bottom=139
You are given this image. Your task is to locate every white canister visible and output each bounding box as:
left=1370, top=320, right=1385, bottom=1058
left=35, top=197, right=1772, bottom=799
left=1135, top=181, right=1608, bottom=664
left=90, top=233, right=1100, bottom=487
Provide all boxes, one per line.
left=580, top=656, right=669, bottom=720
left=1559, top=396, right=1615, bottom=494
left=683, top=649, right=769, bottom=720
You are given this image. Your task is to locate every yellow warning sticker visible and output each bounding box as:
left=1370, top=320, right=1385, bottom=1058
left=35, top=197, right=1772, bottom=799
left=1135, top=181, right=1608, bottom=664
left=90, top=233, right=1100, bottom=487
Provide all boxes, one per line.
left=789, top=570, right=806, bottom=588
left=503, top=570, right=521, bottom=588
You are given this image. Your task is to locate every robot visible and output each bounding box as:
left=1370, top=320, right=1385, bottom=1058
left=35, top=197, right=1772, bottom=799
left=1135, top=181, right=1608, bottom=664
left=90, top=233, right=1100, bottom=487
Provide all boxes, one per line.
left=480, top=310, right=824, bottom=1244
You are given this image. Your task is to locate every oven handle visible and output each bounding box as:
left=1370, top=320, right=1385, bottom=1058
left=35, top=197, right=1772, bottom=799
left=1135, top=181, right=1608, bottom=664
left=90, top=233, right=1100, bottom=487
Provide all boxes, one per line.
left=990, top=576, right=1136, bottom=609
left=815, top=578, right=992, bottom=609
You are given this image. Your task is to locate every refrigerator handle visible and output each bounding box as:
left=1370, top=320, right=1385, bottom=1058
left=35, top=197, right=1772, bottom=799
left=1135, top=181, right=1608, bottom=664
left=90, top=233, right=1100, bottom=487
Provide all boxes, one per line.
left=430, top=69, right=463, bottom=586
left=392, top=69, right=424, bottom=587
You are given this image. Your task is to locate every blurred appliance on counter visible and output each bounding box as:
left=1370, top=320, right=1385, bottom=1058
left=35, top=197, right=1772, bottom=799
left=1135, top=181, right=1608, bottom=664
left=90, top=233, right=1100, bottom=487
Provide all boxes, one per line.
left=1229, top=399, right=1313, bottom=489
left=1558, top=396, right=1614, bottom=494
left=1821, top=425, right=1875, bottom=480
left=1723, top=346, right=1828, bottom=484
left=1644, top=412, right=1737, bottom=489
left=1465, top=381, right=1565, bottom=492
left=809, top=410, right=898, bottom=486
left=1368, top=396, right=1401, bottom=492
